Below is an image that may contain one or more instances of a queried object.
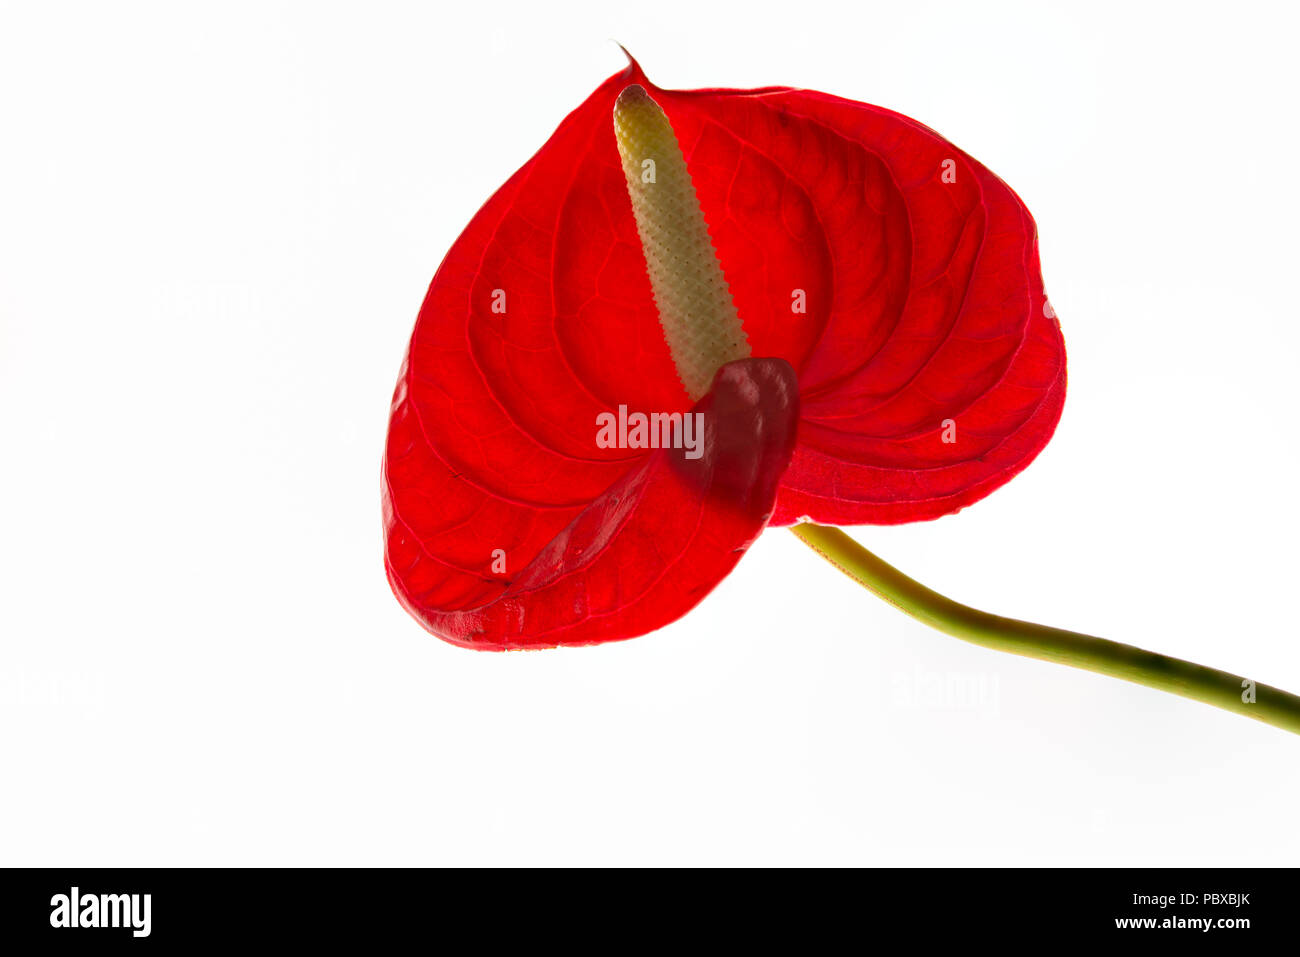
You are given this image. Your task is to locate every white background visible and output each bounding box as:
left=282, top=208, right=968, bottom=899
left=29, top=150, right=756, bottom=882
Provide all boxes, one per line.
left=3, top=1, right=1298, bottom=866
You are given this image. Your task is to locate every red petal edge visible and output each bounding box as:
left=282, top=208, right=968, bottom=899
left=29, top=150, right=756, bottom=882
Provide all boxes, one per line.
left=384, top=358, right=800, bottom=649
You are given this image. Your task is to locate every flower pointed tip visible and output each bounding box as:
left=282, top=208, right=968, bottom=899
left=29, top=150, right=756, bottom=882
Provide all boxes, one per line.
left=612, top=42, right=648, bottom=83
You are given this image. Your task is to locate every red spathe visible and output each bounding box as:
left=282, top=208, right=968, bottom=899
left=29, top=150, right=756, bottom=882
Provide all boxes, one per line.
left=383, top=56, right=1066, bottom=648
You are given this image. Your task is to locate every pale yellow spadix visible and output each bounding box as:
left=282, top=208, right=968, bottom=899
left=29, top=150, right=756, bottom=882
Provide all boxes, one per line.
left=613, top=84, right=750, bottom=400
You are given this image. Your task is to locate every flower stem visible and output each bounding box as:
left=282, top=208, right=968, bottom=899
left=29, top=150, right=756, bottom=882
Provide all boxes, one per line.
left=791, top=523, right=1300, bottom=736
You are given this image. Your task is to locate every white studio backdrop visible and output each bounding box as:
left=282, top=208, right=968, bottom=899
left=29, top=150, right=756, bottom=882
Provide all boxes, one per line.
left=1, top=1, right=1297, bottom=865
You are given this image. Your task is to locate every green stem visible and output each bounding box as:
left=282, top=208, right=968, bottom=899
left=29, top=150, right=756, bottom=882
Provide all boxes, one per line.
left=791, top=523, right=1300, bottom=736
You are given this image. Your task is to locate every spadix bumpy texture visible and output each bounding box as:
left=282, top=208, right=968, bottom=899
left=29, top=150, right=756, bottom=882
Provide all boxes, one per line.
left=613, top=84, right=750, bottom=400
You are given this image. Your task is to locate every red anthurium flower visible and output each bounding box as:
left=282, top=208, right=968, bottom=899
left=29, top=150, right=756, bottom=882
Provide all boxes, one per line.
left=383, top=54, right=1066, bottom=650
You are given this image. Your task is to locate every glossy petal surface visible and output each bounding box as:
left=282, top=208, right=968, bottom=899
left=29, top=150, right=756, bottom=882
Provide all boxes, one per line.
left=383, top=57, right=1066, bottom=646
